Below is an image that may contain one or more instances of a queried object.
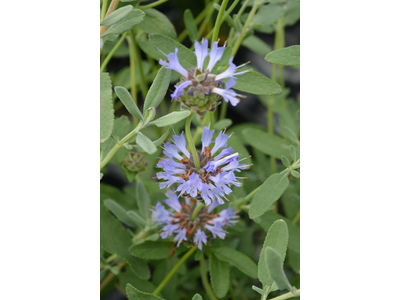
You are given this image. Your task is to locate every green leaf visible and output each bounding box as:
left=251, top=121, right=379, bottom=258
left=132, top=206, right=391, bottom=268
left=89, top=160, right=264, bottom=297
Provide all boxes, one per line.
left=233, top=71, right=282, bottom=95
left=251, top=4, right=284, bottom=33
left=137, top=8, right=177, bottom=39
left=291, top=169, right=300, bottom=178
left=143, top=66, right=171, bottom=112
left=149, top=34, right=196, bottom=70
left=136, top=132, right=157, bottom=154
left=135, top=176, right=150, bottom=220
left=210, top=254, right=230, bottom=298
left=242, top=35, right=272, bottom=56
left=129, top=241, right=173, bottom=260
left=152, top=127, right=171, bottom=147
left=227, top=134, right=251, bottom=164
left=100, top=5, right=133, bottom=27
left=212, top=247, right=258, bottom=278
left=192, top=294, right=203, bottom=300
left=214, top=119, right=232, bottom=131
left=281, top=156, right=290, bottom=168
left=242, top=128, right=292, bottom=157
left=100, top=201, right=150, bottom=279
left=102, top=9, right=145, bottom=37
left=126, top=284, right=165, bottom=300
left=119, top=268, right=157, bottom=294
left=249, top=172, right=290, bottom=219
left=258, top=220, right=289, bottom=288
left=255, top=212, right=300, bottom=254
left=212, top=46, right=232, bottom=73
left=184, top=9, right=198, bottom=43
left=149, top=111, right=191, bottom=127
left=266, top=247, right=292, bottom=291
left=126, top=210, right=146, bottom=228
left=115, top=86, right=144, bottom=120
left=100, top=73, right=114, bottom=142
left=252, top=285, right=265, bottom=295
left=104, top=199, right=137, bottom=228
left=285, top=0, right=300, bottom=26
left=265, top=45, right=300, bottom=67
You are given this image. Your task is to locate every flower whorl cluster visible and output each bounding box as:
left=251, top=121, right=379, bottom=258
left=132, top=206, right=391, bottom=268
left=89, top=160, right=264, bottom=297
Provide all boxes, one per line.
left=152, top=191, right=238, bottom=250
left=159, top=39, right=249, bottom=116
left=156, top=126, right=250, bottom=206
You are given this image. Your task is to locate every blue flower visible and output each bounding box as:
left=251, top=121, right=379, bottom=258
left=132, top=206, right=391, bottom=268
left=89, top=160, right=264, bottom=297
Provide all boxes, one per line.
left=157, top=126, right=250, bottom=206
left=151, top=191, right=238, bottom=250
left=158, top=39, right=250, bottom=113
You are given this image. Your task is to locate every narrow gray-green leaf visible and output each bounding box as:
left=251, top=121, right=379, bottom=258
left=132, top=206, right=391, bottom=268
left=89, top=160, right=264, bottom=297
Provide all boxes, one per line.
left=100, top=201, right=150, bottom=279
left=127, top=210, right=147, bottom=228
left=136, top=132, right=157, bottom=154
left=192, top=294, right=203, bottom=300
left=102, top=9, right=145, bottom=37
left=149, top=34, right=196, bottom=70
left=149, top=111, right=191, bottom=127
left=258, top=220, right=289, bottom=288
left=242, top=128, right=292, bottom=158
left=115, top=86, right=143, bottom=120
left=214, top=119, right=232, bottom=131
left=152, top=127, right=171, bottom=147
left=104, top=199, right=137, bottom=228
left=289, top=145, right=297, bottom=161
left=212, top=247, right=258, bottom=278
left=266, top=247, right=292, bottom=292
left=136, top=176, right=150, bottom=220
left=100, top=73, right=114, bottom=142
left=265, top=45, right=300, bottom=67
left=249, top=173, right=290, bottom=219
left=210, top=254, right=230, bottom=298
left=184, top=9, right=198, bottom=43
left=143, top=66, right=171, bottom=112
left=100, top=5, right=133, bottom=27
left=233, top=71, right=282, bottom=95
left=126, top=284, right=165, bottom=300
left=129, top=241, right=173, bottom=260
left=137, top=8, right=177, bottom=39
left=243, top=35, right=272, bottom=56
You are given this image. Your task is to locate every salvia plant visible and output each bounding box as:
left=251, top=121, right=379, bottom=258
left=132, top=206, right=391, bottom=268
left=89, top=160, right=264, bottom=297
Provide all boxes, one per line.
left=100, top=0, right=300, bottom=299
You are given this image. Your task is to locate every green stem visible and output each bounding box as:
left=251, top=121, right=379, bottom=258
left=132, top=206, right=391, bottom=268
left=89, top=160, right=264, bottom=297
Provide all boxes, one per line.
left=139, top=0, right=169, bottom=9
left=177, top=4, right=208, bottom=42
left=100, top=121, right=144, bottom=170
left=185, top=112, right=201, bottom=169
left=198, top=0, right=219, bottom=39
left=200, top=254, right=218, bottom=300
left=269, top=289, right=300, bottom=300
left=132, top=31, right=148, bottom=99
left=219, top=100, right=228, bottom=119
left=127, top=31, right=138, bottom=126
left=211, top=0, right=230, bottom=42
left=227, top=0, right=250, bottom=43
left=100, top=32, right=128, bottom=73
left=291, top=210, right=300, bottom=225
left=231, top=0, right=260, bottom=56
left=191, top=203, right=205, bottom=220
left=209, top=111, right=215, bottom=130
left=100, top=0, right=109, bottom=22
left=153, top=246, right=197, bottom=295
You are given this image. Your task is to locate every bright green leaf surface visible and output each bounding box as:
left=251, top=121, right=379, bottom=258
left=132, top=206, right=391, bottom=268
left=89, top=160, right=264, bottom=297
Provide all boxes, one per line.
left=149, top=111, right=191, bottom=127
left=138, top=8, right=177, bottom=39
left=126, top=284, right=165, bottom=300
left=212, top=247, right=258, bottom=278
left=100, top=201, right=150, bottom=279
left=242, top=128, right=292, bottom=158
left=249, top=172, right=290, bottom=219
left=101, top=5, right=133, bottom=27
left=210, top=254, right=230, bottom=298
left=149, top=34, right=196, bottom=70
left=100, top=73, right=114, bottom=142
left=258, top=220, right=289, bottom=288
left=115, top=86, right=144, bottom=120
left=102, top=9, right=145, bottom=37
left=129, top=241, right=173, bottom=260
left=136, top=132, right=157, bottom=154
left=233, top=71, right=282, bottom=95
left=143, top=66, right=171, bottom=112
left=265, top=45, right=300, bottom=67
left=192, top=294, right=203, bottom=300
left=266, top=247, right=292, bottom=291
